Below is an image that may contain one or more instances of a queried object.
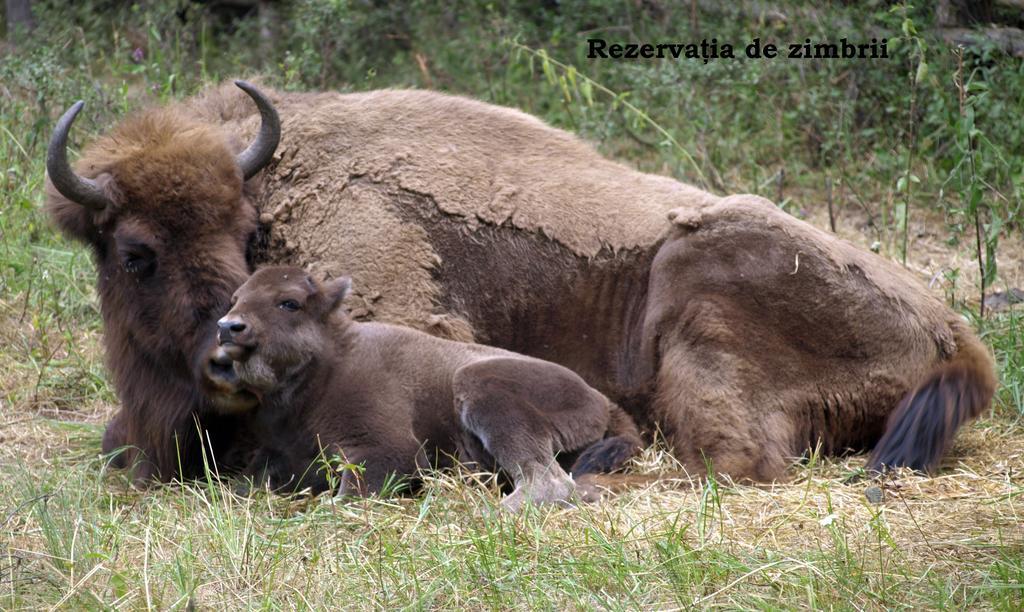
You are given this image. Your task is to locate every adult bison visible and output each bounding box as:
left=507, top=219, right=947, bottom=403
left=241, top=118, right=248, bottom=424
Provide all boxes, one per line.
left=45, top=80, right=995, bottom=484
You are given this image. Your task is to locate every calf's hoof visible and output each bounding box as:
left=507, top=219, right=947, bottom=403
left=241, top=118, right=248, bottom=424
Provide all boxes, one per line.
left=499, top=469, right=577, bottom=513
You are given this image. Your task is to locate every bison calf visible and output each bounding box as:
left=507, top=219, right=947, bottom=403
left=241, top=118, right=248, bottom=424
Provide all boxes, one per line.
left=211, top=266, right=642, bottom=510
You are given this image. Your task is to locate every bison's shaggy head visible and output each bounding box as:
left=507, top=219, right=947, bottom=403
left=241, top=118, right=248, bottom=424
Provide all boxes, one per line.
left=45, top=82, right=280, bottom=480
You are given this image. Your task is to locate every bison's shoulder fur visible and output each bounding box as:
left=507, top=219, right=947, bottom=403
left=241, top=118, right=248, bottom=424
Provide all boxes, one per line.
left=192, top=82, right=718, bottom=254
left=218, top=266, right=643, bottom=509
left=184, top=83, right=722, bottom=343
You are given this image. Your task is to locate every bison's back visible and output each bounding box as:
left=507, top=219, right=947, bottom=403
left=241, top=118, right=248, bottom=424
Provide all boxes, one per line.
left=186, top=83, right=718, bottom=343
left=194, top=83, right=718, bottom=255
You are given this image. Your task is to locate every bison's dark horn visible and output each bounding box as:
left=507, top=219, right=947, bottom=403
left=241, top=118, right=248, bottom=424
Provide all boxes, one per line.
left=46, top=101, right=111, bottom=211
left=234, top=80, right=281, bottom=180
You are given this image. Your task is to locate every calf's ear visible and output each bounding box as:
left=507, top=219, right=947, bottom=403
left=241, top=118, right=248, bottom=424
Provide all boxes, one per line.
left=321, top=276, right=352, bottom=315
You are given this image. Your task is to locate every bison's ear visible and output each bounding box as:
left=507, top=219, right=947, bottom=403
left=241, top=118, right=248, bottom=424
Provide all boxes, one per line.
left=44, top=173, right=115, bottom=245
left=46, top=195, right=95, bottom=244
left=321, top=276, right=352, bottom=316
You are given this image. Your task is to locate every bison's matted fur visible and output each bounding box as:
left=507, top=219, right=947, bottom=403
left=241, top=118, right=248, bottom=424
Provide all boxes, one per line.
left=214, top=266, right=642, bottom=510
left=46, top=80, right=996, bottom=485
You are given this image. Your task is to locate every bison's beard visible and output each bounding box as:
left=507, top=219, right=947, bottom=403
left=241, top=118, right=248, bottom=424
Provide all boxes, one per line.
left=200, top=342, right=260, bottom=415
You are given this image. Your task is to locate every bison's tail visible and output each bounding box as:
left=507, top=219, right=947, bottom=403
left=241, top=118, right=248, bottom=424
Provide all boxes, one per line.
left=569, top=402, right=644, bottom=476
left=867, top=321, right=997, bottom=474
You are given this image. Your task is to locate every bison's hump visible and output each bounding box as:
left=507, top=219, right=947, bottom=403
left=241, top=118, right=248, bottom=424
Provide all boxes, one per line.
left=199, top=83, right=720, bottom=258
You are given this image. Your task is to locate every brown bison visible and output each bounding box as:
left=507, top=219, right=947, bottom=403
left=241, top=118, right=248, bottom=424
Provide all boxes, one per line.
left=45, top=80, right=996, bottom=485
left=213, top=266, right=642, bottom=509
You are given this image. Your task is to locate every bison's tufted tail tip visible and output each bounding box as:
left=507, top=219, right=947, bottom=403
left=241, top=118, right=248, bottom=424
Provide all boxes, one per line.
left=867, top=330, right=996, bottom=474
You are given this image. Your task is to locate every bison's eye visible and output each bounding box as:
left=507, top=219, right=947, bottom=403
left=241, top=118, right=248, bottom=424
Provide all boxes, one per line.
left=118, top=244, right=156, bottom=277
left=279, top=299, right=300, bottom=312
left=244, top=231, right=259, bottom=270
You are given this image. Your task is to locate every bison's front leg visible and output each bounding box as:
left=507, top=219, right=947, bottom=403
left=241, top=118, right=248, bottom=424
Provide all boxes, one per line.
left=100, top=408, right=128, bottom=467
left=645, top=195, right=940, bottom=482
left=329, top=444, right=424, bottom=498
left=99, top=409, right=158, bottom=481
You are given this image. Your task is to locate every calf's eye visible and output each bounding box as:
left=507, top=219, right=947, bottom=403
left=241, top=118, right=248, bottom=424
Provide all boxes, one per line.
left=279, top=300, right=300, bottom=312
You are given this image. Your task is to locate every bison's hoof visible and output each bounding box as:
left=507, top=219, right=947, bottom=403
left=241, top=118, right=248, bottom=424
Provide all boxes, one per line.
left=500, top=472, right=578, bottom=512
left=573, top=481, right=605, bottom=504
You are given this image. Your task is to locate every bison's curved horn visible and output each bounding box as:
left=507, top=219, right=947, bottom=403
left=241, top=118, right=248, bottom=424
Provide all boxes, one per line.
left=234, top=80, right=281, bottom=180
left=46, top=101, right=111, bottom=211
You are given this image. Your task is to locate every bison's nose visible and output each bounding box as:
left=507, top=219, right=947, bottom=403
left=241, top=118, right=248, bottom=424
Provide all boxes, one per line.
left=217, top=318, right=247, bottom=344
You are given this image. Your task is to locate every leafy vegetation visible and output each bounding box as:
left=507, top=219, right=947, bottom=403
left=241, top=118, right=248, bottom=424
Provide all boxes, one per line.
left=1, top=1, right=1022, bottom=608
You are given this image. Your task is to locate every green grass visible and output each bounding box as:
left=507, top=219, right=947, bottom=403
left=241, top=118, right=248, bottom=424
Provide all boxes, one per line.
left=2, top=1, right=1023, bottom=609
left=1, top=442, right=1021, bottom=609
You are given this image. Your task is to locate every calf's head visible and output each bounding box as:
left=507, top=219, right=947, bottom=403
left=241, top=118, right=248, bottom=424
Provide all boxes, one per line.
left=217, top=266, right=351, bottom=395
left=45, top=81, right=280, bottom=477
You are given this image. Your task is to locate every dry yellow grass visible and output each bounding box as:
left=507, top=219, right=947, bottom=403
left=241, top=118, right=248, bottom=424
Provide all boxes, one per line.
left=1, top=422, right=1022, bottom=607
left=2, top=346, right=1022, bottom=608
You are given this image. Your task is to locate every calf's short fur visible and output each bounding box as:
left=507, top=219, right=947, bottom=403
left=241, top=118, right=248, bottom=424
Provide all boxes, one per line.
left=215, top=266, right=642, bottom=510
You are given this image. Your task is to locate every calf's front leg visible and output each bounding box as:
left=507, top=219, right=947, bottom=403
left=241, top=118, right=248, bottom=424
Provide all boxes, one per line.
left=452, top=357, right=612, bottom=511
